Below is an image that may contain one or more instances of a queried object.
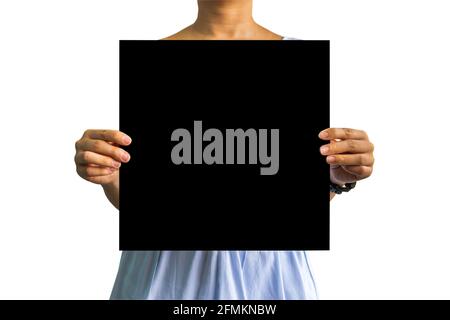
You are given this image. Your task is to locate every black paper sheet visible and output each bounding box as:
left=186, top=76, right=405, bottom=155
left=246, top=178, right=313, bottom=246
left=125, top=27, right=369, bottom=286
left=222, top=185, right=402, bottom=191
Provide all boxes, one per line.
left=119, top=40, right=330, bottom=250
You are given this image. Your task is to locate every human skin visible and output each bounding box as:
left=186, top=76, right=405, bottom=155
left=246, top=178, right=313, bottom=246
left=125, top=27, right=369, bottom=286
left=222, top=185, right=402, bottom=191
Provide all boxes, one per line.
left=74, top=0, right=374, bottom=208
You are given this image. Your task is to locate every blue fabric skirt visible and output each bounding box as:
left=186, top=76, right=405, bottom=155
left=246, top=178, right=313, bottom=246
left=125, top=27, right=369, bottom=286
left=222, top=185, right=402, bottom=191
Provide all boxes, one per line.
left=110, top=251, right=317, bottom=299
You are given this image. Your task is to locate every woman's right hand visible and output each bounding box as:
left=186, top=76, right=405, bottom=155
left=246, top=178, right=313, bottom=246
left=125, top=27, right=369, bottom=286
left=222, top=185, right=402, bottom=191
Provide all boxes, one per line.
left=74, top=129, right=132, bottom=186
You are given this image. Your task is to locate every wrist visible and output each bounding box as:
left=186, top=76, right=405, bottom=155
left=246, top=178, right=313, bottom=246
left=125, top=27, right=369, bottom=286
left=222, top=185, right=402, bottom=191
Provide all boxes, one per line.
left=101, top=177, right=120, bottom=209
left=102, top=174, right=119, bottom=190
left=102, top=180, right=118, bottom=191
left=330, top=176, right=346, bottom=186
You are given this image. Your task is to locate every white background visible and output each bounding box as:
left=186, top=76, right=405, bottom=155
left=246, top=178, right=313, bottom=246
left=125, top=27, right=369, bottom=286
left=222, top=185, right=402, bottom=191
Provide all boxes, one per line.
left=0, top=0, right=449, bottom=299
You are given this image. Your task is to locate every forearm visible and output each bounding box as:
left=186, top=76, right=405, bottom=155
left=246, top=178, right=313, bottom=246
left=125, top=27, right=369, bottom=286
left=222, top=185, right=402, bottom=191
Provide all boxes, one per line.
left=102, top=178, right=120, bottom=210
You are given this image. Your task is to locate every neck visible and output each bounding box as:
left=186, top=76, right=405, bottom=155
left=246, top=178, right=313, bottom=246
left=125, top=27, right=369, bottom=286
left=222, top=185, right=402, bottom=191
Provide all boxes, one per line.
left=193, top=0, right=258, bottom=39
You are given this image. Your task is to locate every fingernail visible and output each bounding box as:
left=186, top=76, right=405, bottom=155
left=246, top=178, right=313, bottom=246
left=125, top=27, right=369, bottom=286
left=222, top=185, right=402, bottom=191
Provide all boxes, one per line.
left=320, top=145, right=329, bottom=155
left=327, top=156, right=336, bottom=163
left=123, top=135, right=132, bottom=145
left=121, top=152, right=130, bottom=162
left=112, top=161, right=121, bottom=168
left=319, top=130, right=329, bottom=138
left=108, top=167, right=116, bottom=173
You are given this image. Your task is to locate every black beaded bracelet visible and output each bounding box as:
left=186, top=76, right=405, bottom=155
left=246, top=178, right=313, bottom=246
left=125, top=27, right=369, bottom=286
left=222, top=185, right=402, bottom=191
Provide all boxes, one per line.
left=329, top=181, right=357, bottom=194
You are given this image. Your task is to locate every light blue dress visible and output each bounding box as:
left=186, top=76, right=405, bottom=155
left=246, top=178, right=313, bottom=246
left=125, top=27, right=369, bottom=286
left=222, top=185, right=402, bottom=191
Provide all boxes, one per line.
left=110, top=36, right=318, bottom=300
left=110, top=251, right=317, bottom=299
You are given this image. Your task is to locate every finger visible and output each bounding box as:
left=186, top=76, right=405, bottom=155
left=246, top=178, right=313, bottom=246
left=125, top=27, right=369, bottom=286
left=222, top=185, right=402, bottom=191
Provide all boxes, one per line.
left=83, top=129, right=132, bottom=146
left=77, top=165, right=117, bottom=177
left=77, top=138, right=130, bottom=163
left=319, top=128, right=368, bottom=141
left=75, top=151, right=122, bottom=168
left=341, top=165, right=373, bottom=178
left=326, top=153, right=374, bottom=166
left=320, top=140, right=374, bottom=155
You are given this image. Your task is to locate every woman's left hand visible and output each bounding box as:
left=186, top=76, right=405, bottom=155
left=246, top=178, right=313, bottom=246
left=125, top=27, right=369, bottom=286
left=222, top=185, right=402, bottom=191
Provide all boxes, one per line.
left=318, top=128, right=374, bottom=185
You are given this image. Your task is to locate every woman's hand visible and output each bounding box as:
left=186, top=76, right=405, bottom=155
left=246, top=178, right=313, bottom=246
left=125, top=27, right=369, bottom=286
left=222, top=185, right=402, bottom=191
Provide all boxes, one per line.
left=319, top=128, right=374, bottom=186
left=74, top=129, right=132, bottom=186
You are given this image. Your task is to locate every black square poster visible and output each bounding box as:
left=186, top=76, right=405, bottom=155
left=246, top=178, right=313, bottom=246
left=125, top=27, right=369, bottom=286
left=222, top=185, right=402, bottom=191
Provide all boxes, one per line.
left=120, top=40, right=329, bottom=250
